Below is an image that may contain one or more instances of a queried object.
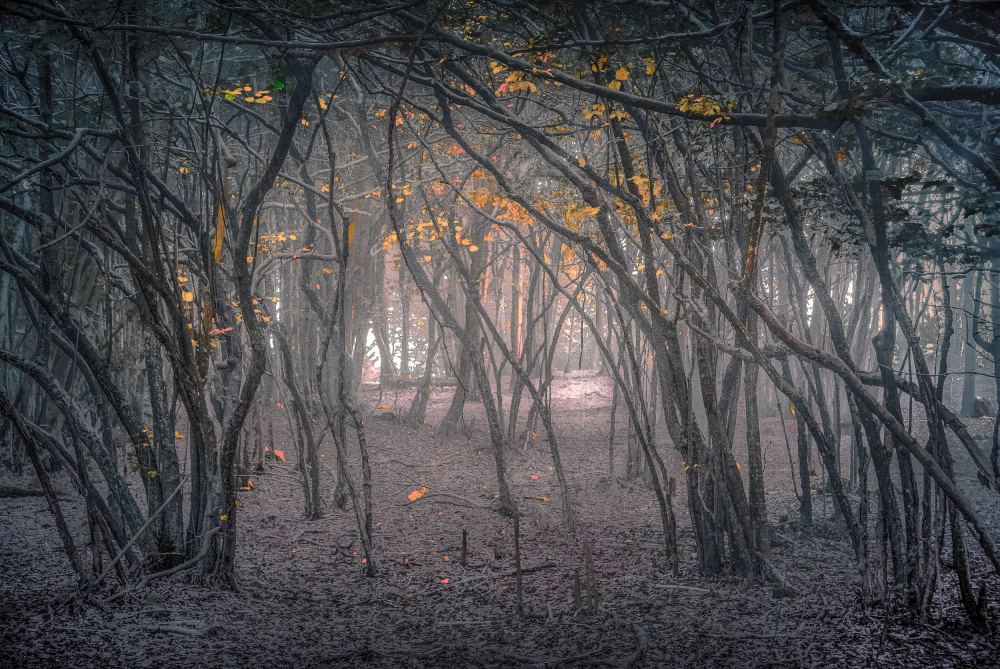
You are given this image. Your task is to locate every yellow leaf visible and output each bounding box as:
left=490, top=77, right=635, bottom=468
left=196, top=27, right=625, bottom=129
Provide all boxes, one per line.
left=175, top=431, right=184, bottom=439
left=424, top=255, right=432, bottom=262
left=289, top=234, right=297, bottom=240
left=615, top=67, right=629, bottom=81
left=645, top=63, right=656, bottom=75
left=148, top=471, right=157, bottom=477
left=247, top=256, right=254, bottom=263
left=220, top=514, right=228, bottom=521
left=262, top=316, right=271, bottom=322
left=469, top=245, right=479, bottom=252
left=607, top=80, right=621, bottom=91
left=348, top=221, right=356, bottom=246
left=181, top=291, right=194, bottom=302
left=235, top=498, right=243, bottom=508
left=214, top=206, right=225, bottom=262
left=578, top=157, right=586, bottom=167
left=318, top=96, right=327, bottom=110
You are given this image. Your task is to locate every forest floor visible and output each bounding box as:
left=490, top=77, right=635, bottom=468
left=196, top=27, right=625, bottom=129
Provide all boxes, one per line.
left=1, top=370, right=999, bottom=668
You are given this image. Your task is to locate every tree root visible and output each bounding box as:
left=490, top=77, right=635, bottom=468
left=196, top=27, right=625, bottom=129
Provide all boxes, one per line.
left=107, top=526, right=221, bottom=603
left=616, top=623, right=648, bottom=669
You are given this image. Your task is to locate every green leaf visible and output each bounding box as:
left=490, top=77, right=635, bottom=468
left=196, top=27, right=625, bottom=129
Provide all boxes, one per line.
left=272, top=80, right=284, bottom=89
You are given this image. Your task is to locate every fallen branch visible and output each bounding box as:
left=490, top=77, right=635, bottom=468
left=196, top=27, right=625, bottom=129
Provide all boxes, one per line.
left=403, top=491, right=485, bottom=508
left=147, top=619, right=217, bottom=636
left=446, top=561, right=557, bottom=588
left=649, top=583, right=711, bottom=594
left=0, top=485, right=68, bottom=499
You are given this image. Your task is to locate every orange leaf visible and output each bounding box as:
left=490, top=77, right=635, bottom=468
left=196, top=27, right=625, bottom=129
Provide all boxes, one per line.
left=408, top=486, right=428, bottom=501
